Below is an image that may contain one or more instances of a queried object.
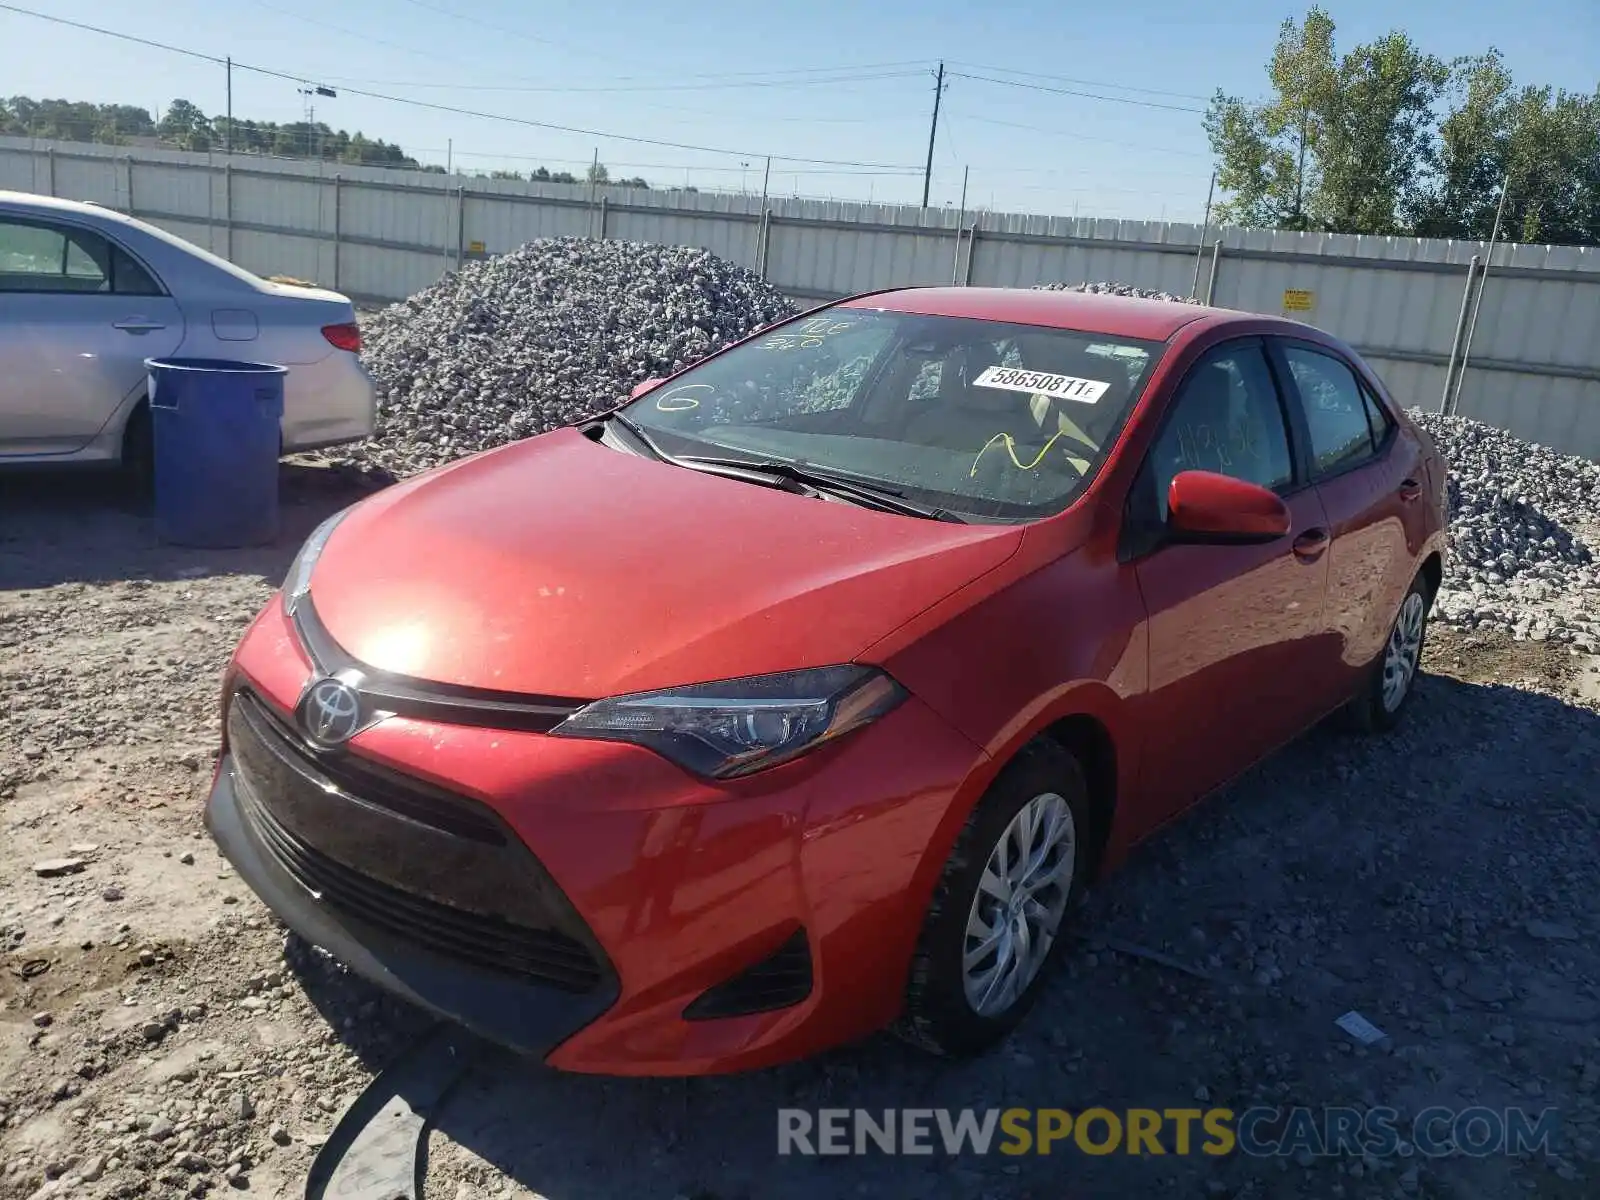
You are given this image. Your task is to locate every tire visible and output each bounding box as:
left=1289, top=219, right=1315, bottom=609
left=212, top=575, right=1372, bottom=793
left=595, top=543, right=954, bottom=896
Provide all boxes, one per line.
left=120, top=402, right=155, bottom=509
left=895, top=740, right=1095, bottom=1058
left=1342, top=572, right=1432, bottom=734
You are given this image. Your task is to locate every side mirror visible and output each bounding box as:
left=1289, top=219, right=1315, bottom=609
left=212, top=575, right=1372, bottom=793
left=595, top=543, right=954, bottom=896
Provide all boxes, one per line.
left=629, top=377, right=665, bottom=401
left=1167, top=470, right=1290, bottom=543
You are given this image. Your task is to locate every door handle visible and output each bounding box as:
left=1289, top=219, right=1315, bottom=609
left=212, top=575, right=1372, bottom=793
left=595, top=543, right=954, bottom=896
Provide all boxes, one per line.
left=1292, top=528, right=1331, bottom=561
left=1398, top=478, right=1423, bottom=502
left=113, top=318, right=166, bottom=334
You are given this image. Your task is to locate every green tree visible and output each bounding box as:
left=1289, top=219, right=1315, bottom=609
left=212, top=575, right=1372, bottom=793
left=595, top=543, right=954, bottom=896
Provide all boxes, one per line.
left=1310, top=31, right=1447, bottom=233
left=1499, top=87, right=1600, bottom=245
left=1407, top=57, right=1599, bottom=245
left=1404, top=51, right=1517, bottom=238
left=1204, top=6, right=1338, bottom=229
left=586, top=160, right=610, bottom=185
left=158, top=98, right=212, bottom=151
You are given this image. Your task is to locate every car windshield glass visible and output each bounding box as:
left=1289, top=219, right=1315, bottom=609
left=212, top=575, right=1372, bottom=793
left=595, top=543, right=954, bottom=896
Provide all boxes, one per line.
left=620, top=308, right=1166, bottom=522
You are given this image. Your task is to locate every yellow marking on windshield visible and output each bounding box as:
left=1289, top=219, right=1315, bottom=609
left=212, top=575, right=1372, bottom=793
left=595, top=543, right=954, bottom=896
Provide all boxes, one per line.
left=970, top=429, right=1082, bottom=477
left=760, top=317, right=857, bottom=350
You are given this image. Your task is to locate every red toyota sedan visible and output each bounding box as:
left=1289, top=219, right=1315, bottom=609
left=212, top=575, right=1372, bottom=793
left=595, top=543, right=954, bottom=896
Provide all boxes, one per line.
left=206, top=287, right=1448, bottom=1075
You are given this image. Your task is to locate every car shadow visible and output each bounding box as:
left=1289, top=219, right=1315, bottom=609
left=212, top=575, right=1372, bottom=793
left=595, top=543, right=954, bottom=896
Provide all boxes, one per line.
left=0, top=463, right=388, bottom=590
left=284, top=662, right=1600, bottom=1199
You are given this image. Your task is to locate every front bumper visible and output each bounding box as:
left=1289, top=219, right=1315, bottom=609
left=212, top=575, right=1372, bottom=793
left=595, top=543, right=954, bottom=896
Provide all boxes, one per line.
left=206, top=754, right=615, bottom=1058
left=208, top=598, right=988, bottom=1075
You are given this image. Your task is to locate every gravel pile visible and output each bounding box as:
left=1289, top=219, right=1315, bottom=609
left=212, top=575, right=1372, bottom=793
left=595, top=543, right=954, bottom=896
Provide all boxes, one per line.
left=1410, top=411, right=1600, bottom=649
left=349, top=238, right=797, bottom=477
left=1033, top=280, right=1203, bottom=303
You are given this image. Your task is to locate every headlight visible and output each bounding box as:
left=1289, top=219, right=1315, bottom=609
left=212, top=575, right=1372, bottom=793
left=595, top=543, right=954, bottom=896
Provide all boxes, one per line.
left=549, top=665, right=906, bottom=779
left=282, top=508, right=351, bottom=618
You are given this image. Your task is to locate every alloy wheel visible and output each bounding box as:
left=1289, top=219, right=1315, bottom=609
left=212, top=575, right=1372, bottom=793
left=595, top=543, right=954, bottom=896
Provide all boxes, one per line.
left=962, top=791, right=1077, bottom=1017
left=1381, top=591, right=1426, bottom=712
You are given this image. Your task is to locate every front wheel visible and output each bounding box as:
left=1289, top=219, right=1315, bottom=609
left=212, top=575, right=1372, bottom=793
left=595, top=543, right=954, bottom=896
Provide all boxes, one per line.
left=1343, top=573, right=1431, bottom=733
left=895, top=740, right=1094, bottom=1058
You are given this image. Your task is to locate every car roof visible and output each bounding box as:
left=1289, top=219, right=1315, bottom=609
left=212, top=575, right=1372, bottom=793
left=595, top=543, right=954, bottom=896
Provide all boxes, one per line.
left=840, top=286, right=1225, bottom=341
left=1, top=190, right=116, bottom=216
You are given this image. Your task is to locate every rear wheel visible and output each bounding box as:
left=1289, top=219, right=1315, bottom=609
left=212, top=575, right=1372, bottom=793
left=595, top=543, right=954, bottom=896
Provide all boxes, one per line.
left=895, top=740, right=1094, bottom=1058
left=120, top=402, right=154, bottom=509
left=1343, top=573, right=1431, bottom=733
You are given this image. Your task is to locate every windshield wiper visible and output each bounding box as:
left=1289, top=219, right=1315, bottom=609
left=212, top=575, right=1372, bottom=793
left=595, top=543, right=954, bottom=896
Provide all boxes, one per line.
left=605, top=416, right=964, bottom=521
left=606, top=410, right=670, bottom=460
left=677, top=455, right=966, bottom=523
left=606, top=415, right=819, bottom=496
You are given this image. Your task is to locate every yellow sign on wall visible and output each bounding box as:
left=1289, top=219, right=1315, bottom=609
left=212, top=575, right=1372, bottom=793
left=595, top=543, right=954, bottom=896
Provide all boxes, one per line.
left=467, top=240, right=486, bottom=254
left=1282, top=288, right=1316, bottom=313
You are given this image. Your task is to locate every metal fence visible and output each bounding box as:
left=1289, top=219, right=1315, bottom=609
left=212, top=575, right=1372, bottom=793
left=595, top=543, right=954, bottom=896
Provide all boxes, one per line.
left=4, top=135, right=1598, bottom=460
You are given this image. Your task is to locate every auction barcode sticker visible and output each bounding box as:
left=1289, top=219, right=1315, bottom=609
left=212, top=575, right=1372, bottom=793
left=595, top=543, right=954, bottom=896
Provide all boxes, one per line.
left=973, top=365, right=1110, bottom=404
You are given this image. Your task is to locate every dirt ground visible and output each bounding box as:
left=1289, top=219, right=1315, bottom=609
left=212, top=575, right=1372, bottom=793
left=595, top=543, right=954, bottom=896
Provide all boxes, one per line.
left=4, top=465, right=1600, bottom=1200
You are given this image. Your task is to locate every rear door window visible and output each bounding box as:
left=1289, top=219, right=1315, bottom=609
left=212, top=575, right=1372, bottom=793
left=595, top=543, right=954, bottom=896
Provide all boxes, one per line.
left=1280, top=344, right=1379, bottom=477
left=0, top=219, right=110, bottom=293
left=0, top=218, right=162, bottom=296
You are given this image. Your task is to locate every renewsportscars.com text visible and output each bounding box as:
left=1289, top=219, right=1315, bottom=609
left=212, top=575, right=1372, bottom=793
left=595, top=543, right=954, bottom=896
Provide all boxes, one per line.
left=777, top=1106, right=1559, bottom=1159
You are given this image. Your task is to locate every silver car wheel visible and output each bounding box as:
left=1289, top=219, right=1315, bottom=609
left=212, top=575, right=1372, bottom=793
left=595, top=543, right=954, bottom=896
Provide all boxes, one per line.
left=962, top=791, right=1076, bottom=1018
left=1381, top=591, right=1427, bottom=713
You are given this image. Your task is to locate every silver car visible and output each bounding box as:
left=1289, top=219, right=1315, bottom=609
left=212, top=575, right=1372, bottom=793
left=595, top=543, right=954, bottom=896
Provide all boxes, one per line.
left=0, top=191, right=376, bottom=469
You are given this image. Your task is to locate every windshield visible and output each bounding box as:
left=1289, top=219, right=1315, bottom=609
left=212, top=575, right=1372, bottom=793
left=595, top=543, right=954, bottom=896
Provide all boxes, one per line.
left=619, top=308, right=1165, bottom=522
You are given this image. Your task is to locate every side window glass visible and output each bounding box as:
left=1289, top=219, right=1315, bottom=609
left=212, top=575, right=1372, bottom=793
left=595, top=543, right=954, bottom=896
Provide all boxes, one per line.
left=112, top=245, right=163, bottom=296
left=1145, top=345, right=1294, bottom=521
left=1283, top=346, right=1375, bottom=475
left=1360, top=382, right=1395, bottom=445
left=0, top=220, right=110, bottom=293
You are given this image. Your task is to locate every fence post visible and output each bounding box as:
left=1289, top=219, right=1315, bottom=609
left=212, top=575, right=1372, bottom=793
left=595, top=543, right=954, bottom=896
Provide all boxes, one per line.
left=1439, top=254, right=1480, bottom=414
left=1204, top=239, right=1223, bottom=305
left=962, top=223, right=979, bottom=285
left=46, top=146, right=55, bottom=196
left=598, top=195, right=608, bottom=240
left=332, top=174, right=342, bottom=292
left=224, top=161, right=233, bottom=261
left=123, top=154, right=134, bottom=215
left=456, top=185, right=467, bottom=270
left=759, top=209, right=774, bottom=280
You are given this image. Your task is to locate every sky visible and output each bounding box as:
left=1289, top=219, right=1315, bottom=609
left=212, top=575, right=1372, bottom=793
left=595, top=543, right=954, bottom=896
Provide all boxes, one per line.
left=1, top=0, right=1595, bottom=222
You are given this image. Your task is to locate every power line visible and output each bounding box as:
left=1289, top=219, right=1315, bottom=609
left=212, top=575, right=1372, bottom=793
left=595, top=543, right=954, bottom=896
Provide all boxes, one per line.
left=956, top=113, right=1209, bottom=157
left=0, top=3, right=925, bottom=169
left=947, top=71, right=1208, bottom=114
left=241, top=0, right=481, bottom=70
left=427, top=148, right=923, bottom=177
left=308, top=70, right=928, bottom=94
left=242, top=0, right=930, bottom=94
left=389, top=0, right=592, bottom=53
left=948, top=61, right=1212, bottom=103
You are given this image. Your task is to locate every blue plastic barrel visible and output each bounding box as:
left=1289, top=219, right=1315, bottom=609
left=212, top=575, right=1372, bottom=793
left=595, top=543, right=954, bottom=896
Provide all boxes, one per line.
left=145, top=358, right=288, bottom=548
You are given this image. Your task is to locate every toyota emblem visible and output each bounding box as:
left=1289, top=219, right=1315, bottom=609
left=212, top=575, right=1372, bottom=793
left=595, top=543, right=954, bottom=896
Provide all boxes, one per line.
left=301, top=677, right=363, bottom=745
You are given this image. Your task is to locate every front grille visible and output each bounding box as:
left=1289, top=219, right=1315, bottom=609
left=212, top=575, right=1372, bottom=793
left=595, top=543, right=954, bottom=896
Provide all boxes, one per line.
left=242, top=692, right=504, bottom=845
left=227, top=687, right=610, bottom=996
left=238, top=781, right=602, bottom=993
left=683, top=929, right=813, bottom=1020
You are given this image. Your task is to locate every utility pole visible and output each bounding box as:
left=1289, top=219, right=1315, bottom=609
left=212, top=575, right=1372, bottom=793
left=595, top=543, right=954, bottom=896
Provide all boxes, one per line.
left=921, top=61, right=945, bottom=209
left=1191, top=168, right=1216, bottom=299
left=447, top=139, right=453, bottom=174
left=1291, top=108, right=1309, bottom=230
left=1450, top=170, right=1512, bottom=416
left=224, top=57, right=232, bottom=155
left=952, top=165, right=969, bottom=284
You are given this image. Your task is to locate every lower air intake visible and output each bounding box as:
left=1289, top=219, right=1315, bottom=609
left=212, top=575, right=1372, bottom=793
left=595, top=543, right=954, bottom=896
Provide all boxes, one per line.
left=683, top=928, right=813, bottom=1021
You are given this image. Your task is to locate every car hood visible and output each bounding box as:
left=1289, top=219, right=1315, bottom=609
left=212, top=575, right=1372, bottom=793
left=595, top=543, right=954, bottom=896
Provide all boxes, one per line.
left=309, top=429, right=1024, bottom=698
